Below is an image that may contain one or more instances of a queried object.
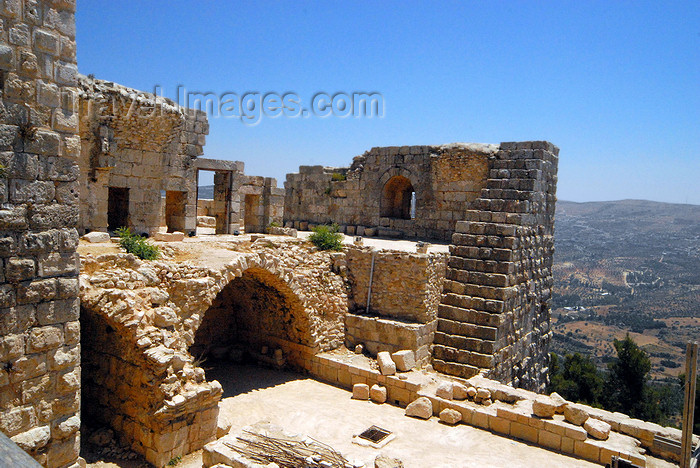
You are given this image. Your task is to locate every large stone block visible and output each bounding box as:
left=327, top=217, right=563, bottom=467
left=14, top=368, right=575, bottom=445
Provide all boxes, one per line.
left=377, top=351, right=396, bottom=375
left=391, top=350, right=415, bottom=372
left=405, top=397, right=432, bottom=419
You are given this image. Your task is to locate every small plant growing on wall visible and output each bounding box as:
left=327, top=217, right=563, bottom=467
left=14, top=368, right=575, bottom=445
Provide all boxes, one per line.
left=115, top=227, right=160, bottom=260
left=266, top=221, right=281, bottom=233
left=309, top=224, right=343, bottom=251
left=17, top=113, right=37, bottom=142
left=0, top=162, right=6, bottom=179
left=331, top=172, right=347, bottom=181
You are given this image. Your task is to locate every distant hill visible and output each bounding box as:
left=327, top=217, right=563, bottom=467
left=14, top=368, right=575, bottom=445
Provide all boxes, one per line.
left=554, top=199, right=700, bottom=270
left=198, top=185, right=214, bottom=199
left=552, top=199, right=700, bottom=378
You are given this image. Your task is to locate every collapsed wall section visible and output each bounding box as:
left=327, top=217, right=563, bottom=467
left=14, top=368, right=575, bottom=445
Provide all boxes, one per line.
left=284, top=143, right=493, bottom=240
left=0, top=1, right=82, bottom=466
left=434, top=141, right=558, bottom=392
left=77, top=77, right=209, bottom=236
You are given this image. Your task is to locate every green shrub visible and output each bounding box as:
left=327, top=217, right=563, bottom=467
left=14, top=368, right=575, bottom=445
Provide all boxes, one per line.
left=115, top=227, right=160, bottom=260
left=309, top=224, right=343, bottom=251
left=331, top=172, right=346, bottom=181
left=0, top=163, right=6, bottom=178
left=266, top=221, right=281, bottom=233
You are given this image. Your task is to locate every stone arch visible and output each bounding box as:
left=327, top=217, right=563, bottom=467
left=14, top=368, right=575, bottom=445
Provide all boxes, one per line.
left=189, top=266, right=311, bottom=362
left=380, top=174, right=415, bottom=219
left=79, top=302, right=165, bottom=460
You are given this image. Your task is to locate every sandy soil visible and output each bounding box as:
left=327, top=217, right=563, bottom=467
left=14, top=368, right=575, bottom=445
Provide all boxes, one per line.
left=186, top=364, right=600, bottom=468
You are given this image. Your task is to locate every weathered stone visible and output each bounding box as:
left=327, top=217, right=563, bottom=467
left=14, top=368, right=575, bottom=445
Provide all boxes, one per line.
left=550, top=392, right=567, bottom=413
left=83, top=231, right=110, bottom=243
left=377, top=351, right=396, bottom=376
left=475, top=388, right=491, bottom=401
left=375, top=455, right=404, bottom=468
left=466, top=386, right=477, bottom=398
left=564, top=403, right=589, bottom=426
left=352, top=383, right=369, bottom=400
left=391, top=350, right=415, bottom=372
left=453, top=383, right=469, bottom=400
left=11, top=425, right=50, bottom=452
left=405, top=397, right=432, bottom=419
left=370, top=384, right=387, bottom=404
left=435, top=382, right=453, bottom=400
left=152, top=306, right=178, bottom=328
left=53, top=415, right=80, bottom=439
left=216, top=415, right=232, bottom=438
left=532, top=396, right=557, bottom=418
left=439, top=408, right=462, bottom=425
left=584, top=418, right=611, bottom=440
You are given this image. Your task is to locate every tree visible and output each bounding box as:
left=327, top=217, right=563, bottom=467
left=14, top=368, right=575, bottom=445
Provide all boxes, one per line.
left=548, top=352, right=603, bottom=405
left=604, top=335, right=652, bottom=419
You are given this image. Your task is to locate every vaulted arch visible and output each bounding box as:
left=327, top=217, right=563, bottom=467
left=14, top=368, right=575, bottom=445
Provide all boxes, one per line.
left=190, top=267, right=310, bottom=360
left=381, top=175, right=415, bottom=219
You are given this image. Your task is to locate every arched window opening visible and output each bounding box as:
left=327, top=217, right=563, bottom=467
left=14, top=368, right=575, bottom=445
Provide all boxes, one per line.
left=381, top=175, right=415, bottom=220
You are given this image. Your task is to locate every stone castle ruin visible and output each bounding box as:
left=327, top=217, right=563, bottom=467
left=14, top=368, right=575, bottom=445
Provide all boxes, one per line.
left=76, top=77, right=284, bottom=238
left=1, top=2, right=694, bottom=468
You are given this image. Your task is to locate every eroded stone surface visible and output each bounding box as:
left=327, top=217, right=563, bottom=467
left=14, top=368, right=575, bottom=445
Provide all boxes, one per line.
left=377, top=351, right=396, bottom=376
left=439, top=408, right=462, bottom=425
left=532, top=396, right=557, bottom=418
left=405, top=397, right=432, bottom=419
left=564, top=403, right=590, bottom=426
left=584, top=418, right=611, bottom=440
left=370, top=384, right=387, bottom=404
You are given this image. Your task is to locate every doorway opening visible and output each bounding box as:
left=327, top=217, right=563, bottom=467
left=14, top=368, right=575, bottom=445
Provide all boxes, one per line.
left=244, top=194, right=261, bottom=234
left=164, top=190, right=187, bottom=232
left=380, top=175, right=415, bottom=219
left=107, top=187, right=129, bottom=231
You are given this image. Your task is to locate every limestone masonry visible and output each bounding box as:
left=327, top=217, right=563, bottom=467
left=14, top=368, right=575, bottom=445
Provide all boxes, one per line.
left=4, top=1, right=689, bottom=468
left=284, top=143, right=494, bottom=241
left=0, top=0, right=81, bottom=466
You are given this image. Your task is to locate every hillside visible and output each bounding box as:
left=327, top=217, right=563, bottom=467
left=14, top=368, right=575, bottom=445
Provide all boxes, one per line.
left=552, top=199, right=700, bottom=379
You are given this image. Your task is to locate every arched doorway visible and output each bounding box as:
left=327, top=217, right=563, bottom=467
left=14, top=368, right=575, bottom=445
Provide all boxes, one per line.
left=189, top=268, right=308, bottom=394
left=380, top=175, right=415, bottom=219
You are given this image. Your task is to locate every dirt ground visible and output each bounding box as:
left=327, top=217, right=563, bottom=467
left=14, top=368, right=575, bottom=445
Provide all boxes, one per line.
left=85, top=364, right=598, bottom=468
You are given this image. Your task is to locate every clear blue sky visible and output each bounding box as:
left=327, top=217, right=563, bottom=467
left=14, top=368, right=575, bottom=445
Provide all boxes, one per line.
left=77, top=1, right=700, bottom=204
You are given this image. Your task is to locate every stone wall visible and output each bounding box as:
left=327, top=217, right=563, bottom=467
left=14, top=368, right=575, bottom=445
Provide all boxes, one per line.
left=77, top=76, right=208, bottom=236
left=343, top=247, right=445, bottom=365
left=239, top=175, right=284, bottom=234
left=194, top=159, right=284, bottom=235
left=284, top=143, right=494, bottom=240
left=0, top=0, right=81, bottom=466
left=345, top=246, right=446, bottom=322
left=343, top=314, right=436, bottom=366
left=434, top=141, right=558, bottom=392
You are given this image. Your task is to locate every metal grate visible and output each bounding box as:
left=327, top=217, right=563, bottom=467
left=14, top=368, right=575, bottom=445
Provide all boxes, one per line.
left=357, top=426, right=392, bottom=444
